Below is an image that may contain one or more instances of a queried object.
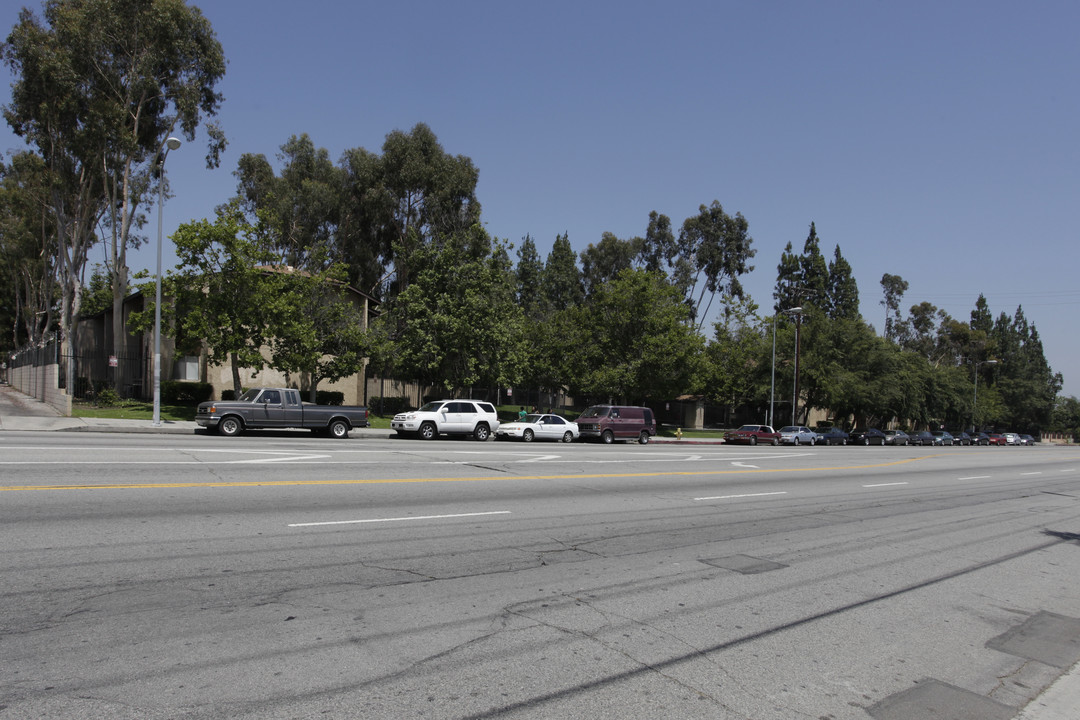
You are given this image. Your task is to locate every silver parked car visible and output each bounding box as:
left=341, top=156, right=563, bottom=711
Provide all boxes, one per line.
left=778, top=425, right=817, bottom=445
left=882, top=429, right=910, bottom=446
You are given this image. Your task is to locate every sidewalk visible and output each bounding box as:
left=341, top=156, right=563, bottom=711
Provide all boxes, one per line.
left=0, top=385, right=718, bottom=440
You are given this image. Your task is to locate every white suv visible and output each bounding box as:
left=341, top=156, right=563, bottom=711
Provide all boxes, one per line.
left=391, top=400, right=501, bottom=441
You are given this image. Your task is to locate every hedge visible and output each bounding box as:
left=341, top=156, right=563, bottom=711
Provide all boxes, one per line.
left=161, top=381, right=213, bottom=404
left=369, top=396, right=412, bottom=416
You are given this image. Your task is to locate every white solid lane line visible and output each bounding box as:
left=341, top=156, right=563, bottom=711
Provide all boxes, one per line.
left=288, top=511, right=511, bottom=528
left=862, top=482, right=909, bottom=487
left=695, top=491, right=787, bottom=501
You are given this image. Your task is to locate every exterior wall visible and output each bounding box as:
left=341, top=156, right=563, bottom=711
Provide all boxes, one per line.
left=203, top=352, right=366, bottom=404
left=365, top=376, right=431, bottom=409
left=9, top=362, right=71, bottom=415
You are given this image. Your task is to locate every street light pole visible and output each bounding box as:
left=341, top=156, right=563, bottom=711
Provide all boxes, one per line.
left=972, top=359, right=999, bottom=432
left=152, top=137, right=181, bottom=427
left=769, top=306, right=802, bottom=428
left=790, top=307, right=803, bottom=426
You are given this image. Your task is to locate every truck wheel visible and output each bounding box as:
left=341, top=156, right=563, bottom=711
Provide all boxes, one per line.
left=329, top=419, right=349, bottom=439
left=562, top=431, right=574, bottom=443
left=522, top=428, right=534, bottom=442
left=601, top=430, right=614, bottom=444
left=474, top=423, right=491, bottom=441
left=638, top=430, right=650, bottom=445
left=419, top=422, right=437, bottom=440
left=218, top=416, right=242, bottom=437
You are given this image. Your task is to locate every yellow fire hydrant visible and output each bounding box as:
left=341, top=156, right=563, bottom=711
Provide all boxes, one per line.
left=675, top=427, right=683, bottom=440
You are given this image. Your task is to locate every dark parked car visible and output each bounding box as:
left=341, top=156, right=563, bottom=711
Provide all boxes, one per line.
left=1020, top=434, right=1036, bottom=445
left=908, top=430, right=936, bottom=446
left=931, top=430, right=954, bottom=446
left=882, top=429, right=910, bottom=446
left=850, top=428, right=886, bottom=445
left=972, top=432, right=991, bottom=446
left=816, top=427, right=850, bottom=445
left=949, top=431, right=972, bottom=446
left=575, top=404, right=656, bottom=444
left=724, top=424, right=780, bottom=445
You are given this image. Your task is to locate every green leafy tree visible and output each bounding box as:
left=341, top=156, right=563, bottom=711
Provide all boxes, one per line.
left=560, top=268, right=705, bottom=403
left=637, top=210, right=677, bottom=274
left=774, top=222, right=828, bottom=312
left=542, top=233, right=583, bottom=311
left=990, top=306, right=1061, bottom=431
left=580, top=232, right=637, bottom=297
left=235, top=134, right=342, bottom=272
left=167, top=202, right=278, bottom=395
left=677, top=201, right=756, bottom=329
left=266, top=266, right=370, bottom=401
left=372, top=225, right=528, bottom=393
left=1051, top=396, right=1080, bottom=440
left=703, top=294, right=767, bottom=417
left=3, top=0, right=226, bottom=390
left=825, top=245, right=859, bottom=319
left=970, top=293, right=993, bottom=335
left=515, top=234, right=546, bottom=319
left=880, top=273, right=909, bottom=341
left=0, top=151, right=55, bottom=349
left=367, top=123, right=481, bottom=298
left=78, top=266, right=113, bottom=318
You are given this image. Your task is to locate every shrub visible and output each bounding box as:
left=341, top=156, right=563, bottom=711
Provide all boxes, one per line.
left=315, top=390, right=344, bottom=406
left=370, top=396, right=411, bottom=416
left=95, top=386, right=121, bottom=406
left=161, top=381, right=213, bottom=404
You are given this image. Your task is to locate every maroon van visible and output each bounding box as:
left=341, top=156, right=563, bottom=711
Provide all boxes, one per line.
left=576, top=405, right=656, bottom=444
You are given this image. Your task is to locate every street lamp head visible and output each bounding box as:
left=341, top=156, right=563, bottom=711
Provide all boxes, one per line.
left=985, top=359, right=999, bottom=365
left=165, top=137, right=181, bottom=151
left=786, top=306, right=803, bottom=314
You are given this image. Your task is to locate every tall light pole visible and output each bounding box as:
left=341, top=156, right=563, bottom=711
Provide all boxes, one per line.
left=790, top=307, right=804, bottom=425
left=769, top=306, right=802, bottom=428
left=972, top=359, right=999, bottom=432
left=152, top=137, right=181, bottom=427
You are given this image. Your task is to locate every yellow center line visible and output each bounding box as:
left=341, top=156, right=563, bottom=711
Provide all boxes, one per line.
left=0, top=456, right=935, bottom=491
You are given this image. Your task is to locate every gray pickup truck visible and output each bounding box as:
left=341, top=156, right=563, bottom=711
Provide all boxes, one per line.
left=195, top=387, right=369, bottom=438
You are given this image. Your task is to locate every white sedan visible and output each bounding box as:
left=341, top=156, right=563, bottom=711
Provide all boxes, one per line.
left=778, top=425, right=817, bottom=445
left=495, top=414, right=578, bottom=443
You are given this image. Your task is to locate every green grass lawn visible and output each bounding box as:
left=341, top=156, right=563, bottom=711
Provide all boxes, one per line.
left=72, top=400, right=197, bottom=422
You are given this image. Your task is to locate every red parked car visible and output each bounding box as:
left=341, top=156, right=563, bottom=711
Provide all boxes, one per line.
left=725, top=424, right=781, bottom=446
left=986, top=433, right=1007, bottom=446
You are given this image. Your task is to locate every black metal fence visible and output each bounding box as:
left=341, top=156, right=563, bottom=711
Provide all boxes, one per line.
left=8, top=337, right=149, bottom=401
left=62, top=349, right=149, bottom=400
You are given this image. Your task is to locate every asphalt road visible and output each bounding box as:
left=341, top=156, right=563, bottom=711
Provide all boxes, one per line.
left=2, top=435, right=1079, bottom=719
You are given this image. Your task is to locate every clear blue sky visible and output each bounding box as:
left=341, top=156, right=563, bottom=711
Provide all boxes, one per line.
left=3, top=1, right=1078, bottom=395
